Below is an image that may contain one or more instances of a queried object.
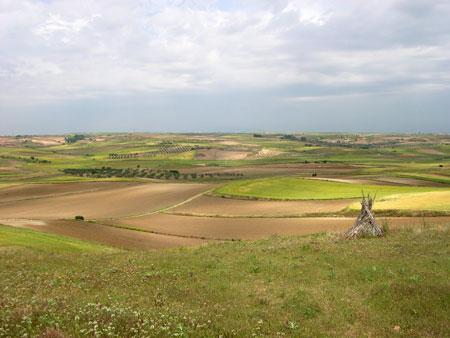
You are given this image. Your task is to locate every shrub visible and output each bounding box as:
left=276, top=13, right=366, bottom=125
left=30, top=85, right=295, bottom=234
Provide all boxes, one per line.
left=74, top=215, right=85, bottom=221
left=65, top=134, right=85, bottom=144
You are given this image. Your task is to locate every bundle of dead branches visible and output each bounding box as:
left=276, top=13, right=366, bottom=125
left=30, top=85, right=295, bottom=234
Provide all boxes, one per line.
left=345, top=194, right=384, bottom=239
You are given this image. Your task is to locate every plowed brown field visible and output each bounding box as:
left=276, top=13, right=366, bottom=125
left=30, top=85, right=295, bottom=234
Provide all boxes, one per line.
left=0, top=182, right=214, bottom=219
left=3, top=182, right=449, bottom=249
left=116, top=214, right=450, bottom=240
left=0, top=182, right=131, bottom=203
left=171, top=195, right=354, bottom=216
left=0, top=219, right=207, bottom=249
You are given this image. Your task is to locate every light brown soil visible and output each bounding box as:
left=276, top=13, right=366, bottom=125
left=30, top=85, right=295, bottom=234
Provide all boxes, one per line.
left=30, top=136, right=65, bottom=146
left=0, top=137, right=18, bottom=146
left=186, top=163, right=361, bottom=177
left=171, top=195, right=354, bottom=217
left=1, top=219, right=207, bottom=249
left=247, top=149, right=283, bottom=160
left=4, top=181, right=448, bottom=250
left=0, top=182, right=136, bottom=203
left=417, top=148, right=445, bottom=155
left=117, top=214, right=450, bottom=241
left=195, top=149, right=251, bottom=160
left=0, top=182, right=214, bottom=219
left=309, top=177, right=392, bottom=185
left=375, top=177, right=448, bottom=187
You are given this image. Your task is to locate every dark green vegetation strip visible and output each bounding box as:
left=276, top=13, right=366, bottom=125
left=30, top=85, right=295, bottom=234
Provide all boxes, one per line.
left=0, top=225, right=449, bottom=337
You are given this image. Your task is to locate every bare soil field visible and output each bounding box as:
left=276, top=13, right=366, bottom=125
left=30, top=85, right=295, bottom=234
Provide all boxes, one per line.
left=195, top=149, right=250, bottom=160
left=29, top=136, right=65, bottom=146
left=417, top=148, right=445, bottom=155
left=248, top=148, right=283, bottom=160
left=309, top=177, right=394, bottom=185
left=0, top=182, right=137, bottom=203
left=115, top=214, right=450, bottom=240
left=0, top=219, right=207, bottom=249
left=0, top=137, right=18, bottom=146
left=188, top=163, right=361, bottom=177
left=0, top=182, right=214, bottom=219
left=170, top=195, right=354, bottom=217
left=374, top=176, right=448, bottom=187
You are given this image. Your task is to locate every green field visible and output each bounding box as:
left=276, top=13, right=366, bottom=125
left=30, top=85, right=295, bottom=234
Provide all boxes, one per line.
left=0, top=133, right=449, bottom=185
left=215, top=177, right=448, bottom=200
left=1, top=133, right=450, bottom=336
left=0, top=224, right=449, bottom=337
left=0, top=225, right=116, bottom=253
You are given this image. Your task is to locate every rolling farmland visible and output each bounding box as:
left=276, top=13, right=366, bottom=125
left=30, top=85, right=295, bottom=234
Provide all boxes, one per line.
left=1, top=132, right=449, bottom=336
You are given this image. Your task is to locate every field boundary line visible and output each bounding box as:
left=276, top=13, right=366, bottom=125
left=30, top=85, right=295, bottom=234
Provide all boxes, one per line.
left=123, top=188, right=216, bottom=219
left=87, top=220, right=234, bottom=242
left=0, top=188, right=109, bottom=205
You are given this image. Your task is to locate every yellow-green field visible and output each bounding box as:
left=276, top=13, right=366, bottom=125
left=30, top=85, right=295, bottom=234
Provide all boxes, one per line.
left=369, top=191, right=450, bottom=212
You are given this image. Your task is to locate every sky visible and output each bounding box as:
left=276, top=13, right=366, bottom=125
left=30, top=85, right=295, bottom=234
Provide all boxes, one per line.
left=0, top=0, right=449, bottom=134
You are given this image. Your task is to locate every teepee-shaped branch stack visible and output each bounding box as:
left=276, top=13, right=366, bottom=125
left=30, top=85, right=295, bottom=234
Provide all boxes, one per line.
left=345, top=194, right=384, bottom=239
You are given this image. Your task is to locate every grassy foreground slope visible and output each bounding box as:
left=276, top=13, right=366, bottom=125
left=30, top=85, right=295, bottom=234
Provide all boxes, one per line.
left=1, top=225, right=449, bottom=337
left=215, top=177, right=447, bottom=200
left=0, top=225, right=116, bottom=253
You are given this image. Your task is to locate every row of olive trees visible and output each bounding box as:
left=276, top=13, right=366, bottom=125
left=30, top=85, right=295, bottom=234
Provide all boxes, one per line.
left=62, top=167, right=243, bottom=180
left=0, top=155, right=51, bottom=164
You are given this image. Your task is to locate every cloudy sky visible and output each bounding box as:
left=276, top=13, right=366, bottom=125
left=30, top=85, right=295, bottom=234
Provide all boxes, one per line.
left=1, top=0, right=449, bottom=134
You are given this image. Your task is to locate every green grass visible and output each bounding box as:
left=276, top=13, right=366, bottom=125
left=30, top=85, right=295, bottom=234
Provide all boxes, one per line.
left=1, top=133, right=449, bottom=185
left=215, top=177, right=448, bottom=200
left=0, top=225, right=116, bottom=253
left=0, top=226, right=448, bottom=337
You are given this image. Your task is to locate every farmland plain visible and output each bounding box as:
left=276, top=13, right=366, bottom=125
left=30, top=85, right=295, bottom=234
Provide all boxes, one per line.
left=1, top=132, right=449, bottom=336
left=1, top=132, right=449, bottom=245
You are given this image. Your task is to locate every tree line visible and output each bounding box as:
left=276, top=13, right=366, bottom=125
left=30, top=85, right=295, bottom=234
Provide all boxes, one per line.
left=62, top=167, right=244, bottom=180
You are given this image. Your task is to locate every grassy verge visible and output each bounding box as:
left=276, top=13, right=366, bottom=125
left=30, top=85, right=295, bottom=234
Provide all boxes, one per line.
left=0, top=225, right=449, bottom=337
left=0, top=225, right=116, bottom=253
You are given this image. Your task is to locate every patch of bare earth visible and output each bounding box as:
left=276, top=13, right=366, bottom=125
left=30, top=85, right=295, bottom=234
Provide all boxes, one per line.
left=308, top=177, right=393, bottom=185
left=247, top=148, right=283, bottom=160
left=186, top=163, right=362, bottom=177
left=195, top=149, right=250, bottom=160
left=375, top=177, right=448, bottom=187
left=0, top=182, right=136, bottom=203
left=170, top=195, right=353, bottom=217
left=30, top=136, right=65, bottom=146
left=0, top=182, right=214, bottom=219
left=1, top=219, right=208, bottom=249
left=115, top=214, right=450, bottom=241
left=417, top=148, right=445, bottom=155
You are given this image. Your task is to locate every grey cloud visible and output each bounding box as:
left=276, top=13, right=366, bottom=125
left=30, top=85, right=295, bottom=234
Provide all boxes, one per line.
left=0, top=0, right=449, bottom=133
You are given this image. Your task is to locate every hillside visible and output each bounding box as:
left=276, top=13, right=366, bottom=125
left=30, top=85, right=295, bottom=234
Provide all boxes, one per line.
left=1, top=224, right=448, bottom=337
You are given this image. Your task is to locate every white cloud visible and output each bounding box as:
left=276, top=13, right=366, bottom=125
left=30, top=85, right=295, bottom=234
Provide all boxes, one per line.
left=0, top=0, right=449, bottom=103
left=33, top=13, right=99, bottom=39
